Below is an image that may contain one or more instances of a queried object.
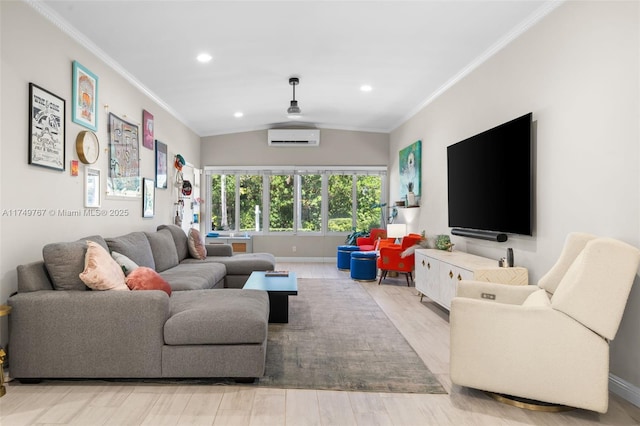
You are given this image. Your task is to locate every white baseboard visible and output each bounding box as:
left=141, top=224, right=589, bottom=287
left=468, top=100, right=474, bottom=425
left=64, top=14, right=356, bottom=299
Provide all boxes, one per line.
left=610, top=373, right=640, bottom=408
left=275, top=257, right=336, bottom=263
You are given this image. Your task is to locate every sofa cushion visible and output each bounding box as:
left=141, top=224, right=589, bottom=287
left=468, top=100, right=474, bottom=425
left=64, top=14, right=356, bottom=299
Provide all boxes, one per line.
left=157, top=224, right=189, bottom=262
left=187, top=228, right=206, bottom=260
left=126, top=266, right=172, bottom=296
left=186, top=253, right=275, bottom=275
left=165, top=289, right=269, bottom=345
left=43, top=235, right=109, bottom=291
left=79, top=241, right=129, bottom=291
left=145, top=229, right=179, bottom=272
left=159, top=263, right=226, bottom=291
left=106, top=232, right=155, bottom=270
left=111, top=251, right=139, bottom=276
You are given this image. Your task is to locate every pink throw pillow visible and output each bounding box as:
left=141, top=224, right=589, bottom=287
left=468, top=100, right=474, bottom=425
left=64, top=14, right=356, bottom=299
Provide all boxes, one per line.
left=79, top=241, right=129, bottom=291
left=125, top=267, right=172, bottom=296
left=188, top=228, right=206, bottom=260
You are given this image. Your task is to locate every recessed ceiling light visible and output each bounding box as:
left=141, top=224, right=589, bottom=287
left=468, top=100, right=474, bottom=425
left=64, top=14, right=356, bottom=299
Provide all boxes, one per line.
left=234, top=112, right=244, bottom=118
left=196, top=53, right=212, bottom=63
left=360, top=85, right=373, bottom=92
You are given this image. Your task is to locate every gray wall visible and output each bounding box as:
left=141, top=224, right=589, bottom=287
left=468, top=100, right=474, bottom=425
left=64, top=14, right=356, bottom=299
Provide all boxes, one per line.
left=390, top=1, right=640, bottom=392
left=201, top=128, right=389, bottom=166
left=0, top=2, right=201, bottom=343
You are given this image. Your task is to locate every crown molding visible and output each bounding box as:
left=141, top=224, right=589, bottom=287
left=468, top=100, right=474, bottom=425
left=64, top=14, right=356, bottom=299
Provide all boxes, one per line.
left=25, top=0, right=201, bottom=136
left=389, top=0, right=565, bottom=133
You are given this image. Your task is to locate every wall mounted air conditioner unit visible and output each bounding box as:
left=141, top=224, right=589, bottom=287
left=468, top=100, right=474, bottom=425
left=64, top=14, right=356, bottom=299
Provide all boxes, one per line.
left=268, top=129, right=320, bottom=147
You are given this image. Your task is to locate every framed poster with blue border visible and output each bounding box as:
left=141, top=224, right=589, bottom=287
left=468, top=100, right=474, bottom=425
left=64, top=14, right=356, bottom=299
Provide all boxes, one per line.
left=72, top=61, right=98, bottom=131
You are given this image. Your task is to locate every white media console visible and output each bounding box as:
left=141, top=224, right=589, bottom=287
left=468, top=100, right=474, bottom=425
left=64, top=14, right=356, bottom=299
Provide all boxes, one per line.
left=414, top=249, right=528, bottom=310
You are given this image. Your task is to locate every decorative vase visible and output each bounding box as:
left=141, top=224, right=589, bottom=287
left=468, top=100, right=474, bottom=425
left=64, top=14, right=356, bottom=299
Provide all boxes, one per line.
left=407, top=191, right=416, bottom=207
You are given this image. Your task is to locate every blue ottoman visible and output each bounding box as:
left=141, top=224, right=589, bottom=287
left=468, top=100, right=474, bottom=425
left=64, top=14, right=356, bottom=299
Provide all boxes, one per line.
left=337, top=245, right=360, bottom=270
left=350, top=251, right=378, bottom=281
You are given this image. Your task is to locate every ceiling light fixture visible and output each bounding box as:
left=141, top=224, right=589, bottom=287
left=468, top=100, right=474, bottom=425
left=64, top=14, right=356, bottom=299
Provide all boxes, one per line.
left=234, top=111, right=243, bottom=118
left=360, top=84, right=373, bottom=92
left=196, top=53, right=212, bottom=63
left=287, top=77, right=302, bottom=119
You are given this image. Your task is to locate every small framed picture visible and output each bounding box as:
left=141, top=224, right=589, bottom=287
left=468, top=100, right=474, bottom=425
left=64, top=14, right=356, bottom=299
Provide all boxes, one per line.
left=85, top=167, right=101, bottom=208
left=142, top=177, right=155, bottom=218
left=29, top=83, right=65, bottom=171
left=143, top=109, right=154, bottom=150
left=155, top=140, right=167, bottom=189
left=72, top=61, right=98, bottom=131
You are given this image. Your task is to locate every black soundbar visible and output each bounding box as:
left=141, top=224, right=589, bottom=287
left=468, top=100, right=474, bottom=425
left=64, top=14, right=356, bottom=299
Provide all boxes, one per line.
left=451, top=228, right=508, bottom=242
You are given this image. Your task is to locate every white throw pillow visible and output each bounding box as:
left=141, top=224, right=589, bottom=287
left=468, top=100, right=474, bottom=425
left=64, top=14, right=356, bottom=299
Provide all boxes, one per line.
left=400, top=244, right=419, bottom=258
left=111, top=251, right=139, bottom=276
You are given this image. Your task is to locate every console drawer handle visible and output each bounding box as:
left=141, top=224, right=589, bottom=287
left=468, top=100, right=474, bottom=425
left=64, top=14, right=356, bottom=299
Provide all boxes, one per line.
left=449, top=270, right=453, bottom=279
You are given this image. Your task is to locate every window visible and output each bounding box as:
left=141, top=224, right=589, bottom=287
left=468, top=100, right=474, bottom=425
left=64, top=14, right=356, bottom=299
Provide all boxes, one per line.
left=239, top=174, right=262, bottom=232
left=210, top=174, right=235, bottom=231
left=356, top=175, right=383, bottom=230
left=269, top=174, right=294, bottom=232
left=327, top=174, right=353, bottom=232
left=298, top=174, right=322, bottom=232
left=205, top=166, right=386, bottom=234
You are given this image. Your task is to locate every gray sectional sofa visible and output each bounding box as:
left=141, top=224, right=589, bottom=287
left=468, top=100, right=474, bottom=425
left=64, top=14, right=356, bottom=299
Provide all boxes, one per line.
left=7, top=224, right=276, bottom=382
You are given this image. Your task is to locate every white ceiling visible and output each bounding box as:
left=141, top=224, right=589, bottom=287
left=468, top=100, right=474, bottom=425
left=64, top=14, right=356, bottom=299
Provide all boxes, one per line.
left=34, top=0, right=559, bottom=137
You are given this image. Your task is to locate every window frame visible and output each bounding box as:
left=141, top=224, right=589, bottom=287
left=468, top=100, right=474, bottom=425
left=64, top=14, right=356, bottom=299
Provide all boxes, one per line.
left=204, top=166, right=387, bottom=235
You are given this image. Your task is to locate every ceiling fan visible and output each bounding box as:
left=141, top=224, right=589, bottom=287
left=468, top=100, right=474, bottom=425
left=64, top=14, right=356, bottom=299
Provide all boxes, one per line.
left=287, top=77, right=302, bottom=119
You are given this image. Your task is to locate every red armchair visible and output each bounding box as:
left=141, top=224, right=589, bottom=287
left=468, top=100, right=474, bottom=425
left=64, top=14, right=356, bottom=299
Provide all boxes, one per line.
left=377, top=234, right=423, bottom=286
left=356, top=228, right=388, bottom=251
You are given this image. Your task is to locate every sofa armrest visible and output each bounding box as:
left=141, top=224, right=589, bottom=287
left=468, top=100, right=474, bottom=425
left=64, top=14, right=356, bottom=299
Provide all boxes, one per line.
left=205, top=243, right=233, bottom=257
left=456, top=280, right=539, bottom=305
left=8, top=290, right=169, bottom=378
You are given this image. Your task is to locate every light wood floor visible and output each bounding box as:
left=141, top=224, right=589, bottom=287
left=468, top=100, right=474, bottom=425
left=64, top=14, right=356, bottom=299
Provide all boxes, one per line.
left=1, top=262, right=639, bottom=425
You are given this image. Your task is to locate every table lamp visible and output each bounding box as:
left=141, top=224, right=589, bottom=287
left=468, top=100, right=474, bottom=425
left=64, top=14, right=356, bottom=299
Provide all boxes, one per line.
left=387, top=223, right=407, bottom=244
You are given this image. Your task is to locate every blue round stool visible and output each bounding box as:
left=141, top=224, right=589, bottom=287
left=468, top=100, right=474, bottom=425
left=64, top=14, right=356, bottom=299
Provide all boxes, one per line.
left=337, top=245, right=360, bottom=270
left=350, top=251, right=378, bottom=281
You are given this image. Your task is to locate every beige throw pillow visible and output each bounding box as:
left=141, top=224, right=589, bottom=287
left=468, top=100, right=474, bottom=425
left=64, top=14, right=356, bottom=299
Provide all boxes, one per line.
left=79, top=241, right=129, bottom=291
left=187, top=228, right=207, bottom=260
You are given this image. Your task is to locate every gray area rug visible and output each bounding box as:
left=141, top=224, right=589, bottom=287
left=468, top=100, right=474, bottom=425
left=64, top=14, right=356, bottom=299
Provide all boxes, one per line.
left=257, top=278, right=446, bottom=394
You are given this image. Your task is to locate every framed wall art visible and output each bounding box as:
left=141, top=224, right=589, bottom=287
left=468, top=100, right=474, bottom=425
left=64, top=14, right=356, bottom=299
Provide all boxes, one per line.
left=399, top=140, right=422, bottom=203
left=142, top=109, right=154, bottom=150
left=85, top=167, right=101, bottom=208
left=107, top=112, right=140, bottom=197
left=29, top=83, right=66, bottom=171
left=142, top=177, right=155, bottom=218
left=72, top=61, right=98, bottom=131
left=155, top=140, right=168, bottom=189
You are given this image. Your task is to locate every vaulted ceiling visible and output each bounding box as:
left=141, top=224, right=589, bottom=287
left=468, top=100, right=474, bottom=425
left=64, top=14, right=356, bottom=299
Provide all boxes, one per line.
left=35, top=1, right=559, bottom=136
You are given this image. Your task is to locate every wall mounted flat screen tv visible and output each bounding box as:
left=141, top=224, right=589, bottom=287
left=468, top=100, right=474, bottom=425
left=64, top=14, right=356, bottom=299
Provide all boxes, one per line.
left=447, top=112, right=533, bottom=236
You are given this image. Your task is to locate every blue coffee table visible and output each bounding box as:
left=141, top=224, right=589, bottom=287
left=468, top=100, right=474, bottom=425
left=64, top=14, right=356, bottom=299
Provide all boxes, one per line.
left=243, top=271, right=298, bottom=323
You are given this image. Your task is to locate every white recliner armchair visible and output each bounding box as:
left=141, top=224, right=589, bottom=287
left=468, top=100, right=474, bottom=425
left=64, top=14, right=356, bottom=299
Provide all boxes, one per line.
left=449, top=233, right=640, bottom=413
